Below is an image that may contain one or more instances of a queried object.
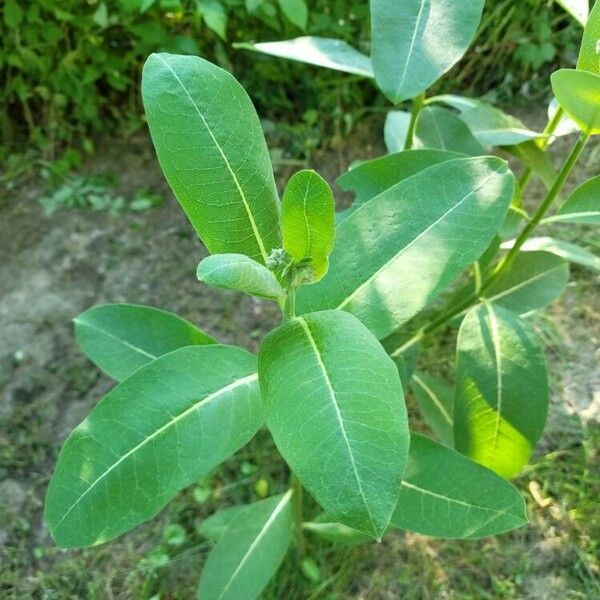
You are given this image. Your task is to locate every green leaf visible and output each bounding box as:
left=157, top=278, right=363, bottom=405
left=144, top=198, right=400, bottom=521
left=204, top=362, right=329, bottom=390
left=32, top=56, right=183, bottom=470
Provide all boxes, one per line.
left=482, top=251, right=569, bottom=314
left=297, top=157, right=514, bottom=339
left=234, top=37, right=373, bottom=78
left=558, top=0, right=589, bottom=26
left=577, top=0, right=599, bottom=69
left=428, top=94, right=486, bottom=113
left=337, top=149, right=462, bottom=219
left=45, top=346, right=261, bottom=548
left=454, top=303, right=548, bottom=479
left=197, top=492, right=293, bottom=600
left=460, top=105, right=541, bottom=147
left=278, top=0, right=307, bottom=30
left=502, top=237, right=600, bottom=271
left=543, top=175, right=600, bottom=224
left=370, top=0, right=485, bottom=103
left=551, top=69, right=600, bottom=135
left=197, top=254, right=285, bottom=300
left=4, top=0, right=23, bottom=28
left=258, top=310, right=409, bottom=539
left=197, top=0, right=228, bottom=40
left=384, top=110, right=411, bottom=153
left=74, top=303, right=216, bottom=382
left=391, top=434, right=528, bottom=538
left=410, top=373, right=453, bottom=447
left=281, top=170, right=335, bottom=281
left=199, top=505, right=249, bottom=542
left=414, top=106, right=485, bottom=155
left=142, top=53, right=280, bottom=264
left=92, top=2, right=109, bottom=28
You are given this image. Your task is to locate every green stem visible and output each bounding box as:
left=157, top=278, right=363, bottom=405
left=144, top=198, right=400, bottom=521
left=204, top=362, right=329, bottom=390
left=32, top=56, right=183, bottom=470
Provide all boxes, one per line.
left=284, top=287, right=296, bottom=321
left=392, top=129, right=590, bottom=357
left=404, top=93, right=425, bottom=150
left=291, top=474, right=305, bottom=557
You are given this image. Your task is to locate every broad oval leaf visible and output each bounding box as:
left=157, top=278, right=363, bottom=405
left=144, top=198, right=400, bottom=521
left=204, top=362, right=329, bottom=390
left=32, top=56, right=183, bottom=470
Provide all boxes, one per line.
left=234, top=37, right=373, bottom=78
left=558, top=0, right=589, bottom=25
left=258, top=310, right=409, bottom=539
left=544, top=175, right=600, bottom=224
left=392, top=434, right=528, bottom=538
left=337, top=148, right=462, bottom=216
left=414, top=106, right=484, bottom=155
left=482, top=251, right=569, bottom=314
left=384, top=110, right=411, bottom=153
left=297, top=157, right=514, bottom=339
left=460, top=105, right=542, bottom=147
left=576, top=0, right=599, bottom=68
left=281, top=170, right=335, bottom=282
left=370, top=0, right=485, bottom=103
left=197, top=492, right=293, bottom=600
left=45, top=345, right=262, bottom=548
left=74, top=303, right=215, bottom=382
left=410, top=372, right=453, bottom=447
left=551, top=69, right=600, bottom=135
left=142, top=53, right=280, bottom=264
left=502, top=237, right=600, bottom=271
left=454, top=303, right=549, bottom=479
left=197, top=253, right=285, bottom=300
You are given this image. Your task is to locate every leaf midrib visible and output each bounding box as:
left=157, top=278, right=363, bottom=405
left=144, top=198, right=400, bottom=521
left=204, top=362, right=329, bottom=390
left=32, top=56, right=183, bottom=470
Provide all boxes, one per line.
left=52, top=373, right=258, bottom=534
left=336, top=168, right=502, bottom=311
left=483, top=302, right=503, bottom=462
left=156, top=55, right=269, bottom=263
left=395, top=0, right=428, bottom=99
left=412, top=374, right=452, bottom=425
left=297, top=316, right=379, bottom=535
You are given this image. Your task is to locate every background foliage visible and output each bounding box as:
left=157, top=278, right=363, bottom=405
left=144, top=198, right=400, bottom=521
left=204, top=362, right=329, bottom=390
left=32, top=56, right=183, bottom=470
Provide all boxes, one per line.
left=0, top=0, right=581, bottom=158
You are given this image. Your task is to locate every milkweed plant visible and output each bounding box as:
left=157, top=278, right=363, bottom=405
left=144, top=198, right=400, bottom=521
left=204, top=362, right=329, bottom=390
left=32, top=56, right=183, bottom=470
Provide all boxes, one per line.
left=45, top=1, right=600, bottom=597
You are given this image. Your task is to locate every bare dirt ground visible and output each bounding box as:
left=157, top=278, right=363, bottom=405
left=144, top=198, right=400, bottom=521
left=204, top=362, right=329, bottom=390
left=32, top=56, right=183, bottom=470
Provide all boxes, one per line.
left=0, top=119, right=598, bottom=599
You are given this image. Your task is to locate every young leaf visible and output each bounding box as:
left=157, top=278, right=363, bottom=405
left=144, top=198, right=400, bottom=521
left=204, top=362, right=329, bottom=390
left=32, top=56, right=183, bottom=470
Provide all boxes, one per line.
left=370, top=0, right=485, bottom=103
left=197, top=0, right=228, bottom=40
left=199, top=505, right=249, bottom=542
left=502, top=237, right=600, bottom=271
left=74, top=303, right=215, bottom=382
left=198, top=492, right=293, bottom=600
left=337, top=149, right=462, bottom=218
left=142, top=53, right=280, bottom=264
left=551, top=69, right=600, bottom=134
left=281, top=170, right=335, bottom=282
left=576, top=0, right=599, bottom=69
left=543, top=175, right=600, bottom=224
left=414, top=106, right=485, bottom=155
left=45, top=346, right=262, bottom=548
left=258, top=311, right=409, bottom=539
left=454, top=304, right=548, bottom=479
left=384, top=110, right=412, bottom=153
left=482, top=251, right=569, bottom=314
left=392, top=434, right=528, bottom=538
left=558, top=0, right=589, bottom=26
left=410, top=373, right=453, bottom=447
left=234, top=37, right=373, bottom=78
left=459, top=104, right=542, bottom=147
left=197, top=254, right=285, bottom=300
left=278, top=0, right=307, bottom=30
left=428, top=94, right=486, bottom=113
left=297, top=157, right=514, bottom=339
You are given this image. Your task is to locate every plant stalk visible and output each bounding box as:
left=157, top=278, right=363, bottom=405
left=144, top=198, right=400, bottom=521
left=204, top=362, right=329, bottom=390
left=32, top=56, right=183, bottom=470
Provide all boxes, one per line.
left=392, top=128, right=590, bottom=357
left=291, top=474, right=305, bottom=557
left=404, top=93, right=425, bottom=150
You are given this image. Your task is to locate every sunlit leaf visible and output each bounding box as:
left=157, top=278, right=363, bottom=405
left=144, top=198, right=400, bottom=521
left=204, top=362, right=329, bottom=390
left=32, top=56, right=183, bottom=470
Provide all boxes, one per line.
left=576, top=0, right=599, bottom=69
left=543, top=175, right=600, bottom=224
left=142, top=53, right=280, bottom=264
left=551, top=69, right=600, bottom=134
left=454, top=304, right=548, bottom=479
